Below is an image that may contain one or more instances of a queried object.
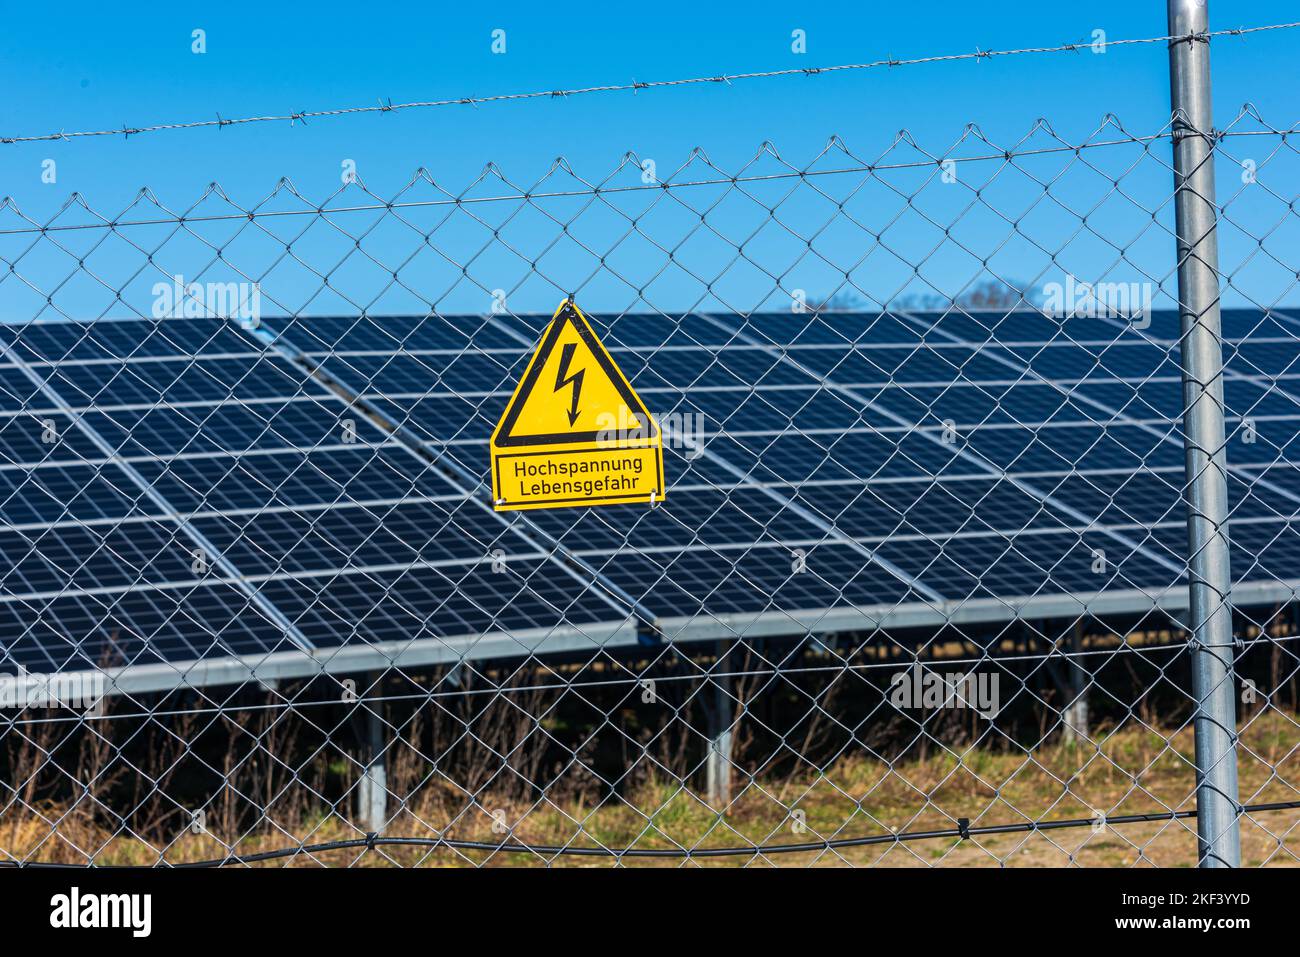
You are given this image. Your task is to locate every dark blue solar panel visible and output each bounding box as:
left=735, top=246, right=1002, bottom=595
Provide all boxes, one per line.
left=1230, top=520, right=1300, bottom=589
left=814, top=478, right=1080, bottom=540
left=134, top=446, right=447, bottom=513
left=1224, top=379, right=1300, bottom=418
left=1046, top=469, right=1185, bottom=518
left=609, top=545, right=918, bottom=621
left=886, top=529, right=1180, bottom=602
left=1228, top=421, right=1300, bottom=465
left=79, top=400, right=360, bottom=458
left=0, top=463, right=142, bottom=526
left=3, top=307, right=1299, bottom=684
left=192, top=495, right=511, bottom=578
left=319, top=352, right=517, bottom=399
left=259, top=559, right=622, bottom=648
left=0, top=367, right=49, bottom=410
left=600, top=313, right=741, bottom=348
left=37, top=356, right=309, bottom=409
left=8, top=317, right=268, bottom=362
left=1222, top=308, right=1300, bottom=340
left=275, top=313, right=551, bottom=354
left=0, top=519, right=197, bottom=594
left=0, top=584, right=304, bottom=672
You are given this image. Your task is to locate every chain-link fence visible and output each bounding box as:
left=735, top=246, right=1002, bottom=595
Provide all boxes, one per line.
left=2, top=30, right=1299, bottom=868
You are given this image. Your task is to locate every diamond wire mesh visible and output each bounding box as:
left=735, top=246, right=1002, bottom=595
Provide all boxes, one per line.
left=0, top=110, right=1297, bottom=867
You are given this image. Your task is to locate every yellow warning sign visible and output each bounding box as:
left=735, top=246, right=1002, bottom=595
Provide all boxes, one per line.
left=490, top=300, right=665, bottom=511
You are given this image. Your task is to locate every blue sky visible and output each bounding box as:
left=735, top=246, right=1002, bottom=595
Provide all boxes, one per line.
left=0, top=1, right=1297, bottom=317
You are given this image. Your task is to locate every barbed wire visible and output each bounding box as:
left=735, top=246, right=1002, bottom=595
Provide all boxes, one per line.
left=0, top=137, right=1167, bottom=235
left=2, top=22, right=1297, bottom=147
left=2, top=105, right=1293, bottom=238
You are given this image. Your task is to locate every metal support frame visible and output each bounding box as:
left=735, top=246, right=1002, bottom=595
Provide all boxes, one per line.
left=357, top=672, right=389, bottom=834
left=705, top=641, right=735, bottom=809
left=1167, top=0, right=1241, bottom=867
left=1062, top=619, right=1090, bottom=745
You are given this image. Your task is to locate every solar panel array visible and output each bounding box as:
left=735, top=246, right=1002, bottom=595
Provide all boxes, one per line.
left=3, top=304, right=1297, bottom=690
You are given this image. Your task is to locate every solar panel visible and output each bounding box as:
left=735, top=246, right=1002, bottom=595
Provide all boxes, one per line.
left=0, top=317, right=631, bottom=681
left=265, top=306, right=1296, bottom=619
left=2, top=306, right=1298, bottom=692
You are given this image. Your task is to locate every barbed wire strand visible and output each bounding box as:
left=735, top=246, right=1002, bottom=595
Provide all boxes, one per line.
left=2, top=22, right=1297, bottom=146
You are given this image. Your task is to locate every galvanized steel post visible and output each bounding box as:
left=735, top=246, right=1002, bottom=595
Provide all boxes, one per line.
left=1167, top=0, right=1241, bottom=867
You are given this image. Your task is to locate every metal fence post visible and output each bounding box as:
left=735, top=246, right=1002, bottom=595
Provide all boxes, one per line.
left=1166, top=0, right=1241, bottom=867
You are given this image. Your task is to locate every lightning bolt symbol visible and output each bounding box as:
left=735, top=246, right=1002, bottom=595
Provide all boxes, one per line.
left=553, top=341, right=584, bottom=427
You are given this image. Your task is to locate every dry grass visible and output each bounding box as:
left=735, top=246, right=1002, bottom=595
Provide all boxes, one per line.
left=3, top=707, right=1296, bottom=867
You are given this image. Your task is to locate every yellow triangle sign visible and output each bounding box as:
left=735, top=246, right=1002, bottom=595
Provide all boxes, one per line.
left=490, top=300, right=665, bottom=511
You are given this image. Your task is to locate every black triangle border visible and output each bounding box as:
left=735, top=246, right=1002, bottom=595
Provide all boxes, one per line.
left=493, top=302, right=657, bottom=448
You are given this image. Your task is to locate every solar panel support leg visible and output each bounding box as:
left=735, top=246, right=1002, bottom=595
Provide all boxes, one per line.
left=358, top=673, right=389, bottom=835
left=705, top=641, right=735, bottom=810
left=1168, top=0, right=1241, bottom=868
left=1062, top=619, right=1089, bottom=746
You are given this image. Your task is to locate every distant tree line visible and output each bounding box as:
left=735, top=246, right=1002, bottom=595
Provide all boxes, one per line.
left=808, top=279, right=1044, bottom=313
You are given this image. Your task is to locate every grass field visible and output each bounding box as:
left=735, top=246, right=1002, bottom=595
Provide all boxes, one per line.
left=5, top=707, right=1296, bottom=867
